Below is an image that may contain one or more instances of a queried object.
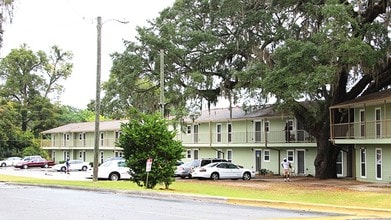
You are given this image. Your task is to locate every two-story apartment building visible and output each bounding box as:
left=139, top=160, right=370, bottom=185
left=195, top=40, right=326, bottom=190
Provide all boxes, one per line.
left=41, top=120, right=127, bottom=164
left=330, top=89, right=391, bottom=183
left=40, top=106, right=319, bottom=176
left=177, top=106, right=318, bottom=176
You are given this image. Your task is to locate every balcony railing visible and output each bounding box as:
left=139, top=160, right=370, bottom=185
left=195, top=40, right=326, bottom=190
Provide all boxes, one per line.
left=175, top=129, right=316, bottom=144
left=41, top=137, right=121, bottom=149
left=331, top=119, right=391, bottom=139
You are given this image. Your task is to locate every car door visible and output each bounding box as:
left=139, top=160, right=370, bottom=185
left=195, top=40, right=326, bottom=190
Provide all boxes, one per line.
left=70, top=160, right=81, bottom=170
left=216, top=163, right=231, bottom=178
left=227, top=163, right=242, bottom=178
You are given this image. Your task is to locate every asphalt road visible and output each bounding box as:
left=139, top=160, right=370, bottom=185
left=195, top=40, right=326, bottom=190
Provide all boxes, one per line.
left=0, top=183, right=339, bottom=220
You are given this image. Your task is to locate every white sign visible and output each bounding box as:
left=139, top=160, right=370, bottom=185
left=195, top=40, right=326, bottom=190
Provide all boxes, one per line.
left=146, top=158, right=153, bottom=172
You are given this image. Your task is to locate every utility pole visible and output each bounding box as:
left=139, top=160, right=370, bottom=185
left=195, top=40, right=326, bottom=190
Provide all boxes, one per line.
left=93, top=16, right=102, bottom=182
left=160, top=49, right=164, bottom=117
left=93, top=16, right=128, bottom=182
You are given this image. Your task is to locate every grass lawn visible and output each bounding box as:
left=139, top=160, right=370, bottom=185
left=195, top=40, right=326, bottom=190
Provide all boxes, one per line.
left=1, top=174, right=390, bottom=210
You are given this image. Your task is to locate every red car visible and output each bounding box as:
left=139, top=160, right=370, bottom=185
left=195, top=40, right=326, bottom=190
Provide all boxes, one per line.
left=14, top=155, right=55, bottom=169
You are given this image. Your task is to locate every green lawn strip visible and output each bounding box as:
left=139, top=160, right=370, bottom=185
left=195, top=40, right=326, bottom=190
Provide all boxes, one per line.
left=167, top=181, right=391, bottom=209
left=1, top=174, right=390, bottom=210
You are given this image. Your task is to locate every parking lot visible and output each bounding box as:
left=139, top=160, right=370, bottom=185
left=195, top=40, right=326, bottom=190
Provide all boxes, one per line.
left=0, top=166, right=91, bottom=181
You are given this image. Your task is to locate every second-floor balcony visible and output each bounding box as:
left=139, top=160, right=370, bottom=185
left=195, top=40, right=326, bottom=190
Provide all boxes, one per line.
left=175, top=129, right=316, bottom=145
left=331, top=119, right=391, bottom=140
left=40, top=137, right=121, bottom=150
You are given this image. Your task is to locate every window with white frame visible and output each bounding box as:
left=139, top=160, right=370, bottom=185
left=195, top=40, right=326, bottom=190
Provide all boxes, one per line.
left=216, top=149, right=223, bottom=159
left=264, top=150, right=270, bottom=162
left=264, top=121, right=270, bottom=133
left=227, top=123, right=232, bottom=143
left=63, top=151, right=69, bottom=161
left=360, top=109, right=365, bottom=137
left=375, top=108, right=381, bottom=138
left=216, top=124, right=222, bottom=143
left=193, top=149, right=199, bottom=159
left=52, top=151, right=56, bottom=162
left=187, top=149, right=191, bottom=158
left=376, top=148, right=382, bottom=180
left=360, top=148, right=366, bottom=178
left=287, top=150, right=294, bottom=162
left=115, top=131, right=121, bottom=139
left=186, top=125, right=191, bottom=134
left=100, top=151, right=104, bottom=164
left=227, top=149, right=232, bottom=162
left=336, top=151, right=343, bottom=176
left=100, top=132, right=104, bottom=146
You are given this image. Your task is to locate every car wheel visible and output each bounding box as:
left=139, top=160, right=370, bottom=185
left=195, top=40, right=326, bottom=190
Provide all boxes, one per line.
left=23, top=164, right=28, bottom=169
left=188, top=174, right=192, bottom=179
left=60, top=167, right=66, bottom=172
left=210, top=172, right=219, bottom=180
left=43, top=164, right=49, bottom=168
left=242, top=172, right=251, bottom=180
left=81, top=166, right=87, bottom=171
left=0, top=163, right=6, bottom=167
left=109, top=173, right=120, bottom=181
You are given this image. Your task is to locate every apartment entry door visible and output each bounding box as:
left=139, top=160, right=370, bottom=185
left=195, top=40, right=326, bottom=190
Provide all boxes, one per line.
left=297, top=150, right=305, bottom=175
left=255, top=150, right=262, bottom=173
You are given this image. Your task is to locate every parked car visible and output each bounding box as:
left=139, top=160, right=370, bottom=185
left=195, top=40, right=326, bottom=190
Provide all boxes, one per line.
left=199, top=158, right=228, bottom=167
left=52, top=159, right=90, bottom=172
left=14, top=155, right=55, bottom=169
left=175, top=160, right=200, bottom=178
left=192, top=162, right=255, bottom=180
left=0, top=157, right=22, bottom=167
left=88, top=159, right=132, bottom=181
left=104, top=157, right=124, bottom=162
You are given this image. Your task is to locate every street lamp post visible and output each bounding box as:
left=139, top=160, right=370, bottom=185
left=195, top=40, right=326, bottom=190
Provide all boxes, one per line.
left=93, top=16, right=128, bottom=182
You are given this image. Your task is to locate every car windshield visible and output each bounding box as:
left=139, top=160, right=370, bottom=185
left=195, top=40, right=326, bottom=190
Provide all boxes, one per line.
left=100, top=161, right=113, bottom=167
left=204, top=162, right=218, bottom=168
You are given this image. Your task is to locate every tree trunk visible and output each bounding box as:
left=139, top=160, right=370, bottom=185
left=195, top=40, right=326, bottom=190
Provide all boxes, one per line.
left=314, top=134, right=340, bottom=179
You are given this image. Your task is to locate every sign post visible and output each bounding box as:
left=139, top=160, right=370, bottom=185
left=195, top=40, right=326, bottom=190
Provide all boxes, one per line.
left=145, top=158, right=153, bottom=188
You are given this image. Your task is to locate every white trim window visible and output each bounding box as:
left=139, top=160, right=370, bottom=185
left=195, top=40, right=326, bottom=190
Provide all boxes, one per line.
left=287, top=150, right=294, bottom=162
left=186, top=125, right=191, bottom=134
left=63, top=151, right=69, bottom=161
left=336, top=151, right=343, bottom=177
left=100, top=132, right=104, bottom=146
left=100, top=151, right=104, bottom=164
left=186, top=149, right=191, bottom=159
left=360, top=148, right=366, bottom=178
left=227, top=123, right=232, bottom=143
left=264, top=150, right=270, bottom=162
left=264, top=121, right=270, bottom=133
left=227, top=149, right=232, bottom=162
left=52, top=151, right=56, bottom=162
left=376, top=148, right=382, bottom=180
left=193, top=149, right=199, bottom=160
left=359, top=109, right=365, bottom=137
left=216, top=124, right=222, bottom=143
left=216, top=149, right=223, bottom=159
left=375, top=108, right=381, bottom=138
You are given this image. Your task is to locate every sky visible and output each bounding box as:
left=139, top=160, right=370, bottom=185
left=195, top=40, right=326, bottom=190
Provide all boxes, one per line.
left=1, top=0, right=176, bottom=109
